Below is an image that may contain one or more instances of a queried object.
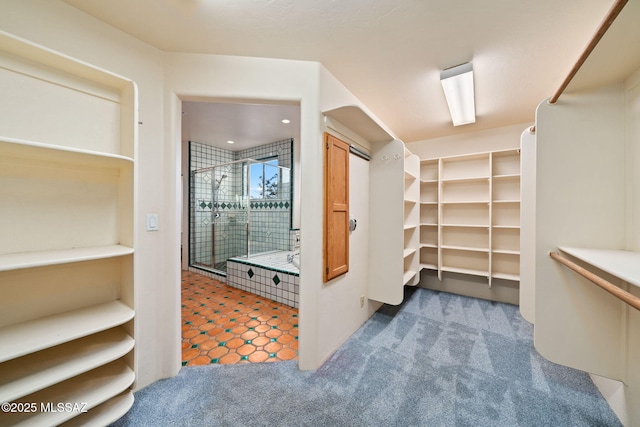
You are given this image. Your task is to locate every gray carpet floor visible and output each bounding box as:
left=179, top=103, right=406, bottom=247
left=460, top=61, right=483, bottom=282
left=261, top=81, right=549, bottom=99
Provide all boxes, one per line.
left=112, top=287, right=621, bottom=426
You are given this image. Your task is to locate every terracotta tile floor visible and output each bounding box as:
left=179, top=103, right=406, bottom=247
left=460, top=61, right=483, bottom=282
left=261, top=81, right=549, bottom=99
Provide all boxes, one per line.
left=181, top=270, right=299, bottom=366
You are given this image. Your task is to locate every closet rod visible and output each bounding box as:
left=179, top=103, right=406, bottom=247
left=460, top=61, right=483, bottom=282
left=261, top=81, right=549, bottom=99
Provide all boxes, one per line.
left=549, top=0, right=628, bottom=104
left=549, top=251, right=640, bottom=311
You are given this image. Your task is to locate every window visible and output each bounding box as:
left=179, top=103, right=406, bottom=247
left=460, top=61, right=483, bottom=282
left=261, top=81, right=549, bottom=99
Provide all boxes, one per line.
left=250, top=157, right=279, bottom=199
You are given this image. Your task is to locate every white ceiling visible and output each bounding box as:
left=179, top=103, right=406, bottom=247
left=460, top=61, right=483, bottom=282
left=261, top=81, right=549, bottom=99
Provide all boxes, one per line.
left=181, top=101, right=300, bottom=151
left=63, top=0, right=640, bottom=144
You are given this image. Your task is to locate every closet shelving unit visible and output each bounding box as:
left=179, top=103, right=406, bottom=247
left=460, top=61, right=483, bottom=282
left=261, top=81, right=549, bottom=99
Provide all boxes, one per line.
left=0, top=31, right=136, bottom=425
left=417, top=149, right=521, bottom=286
left=403, top=148, right=420, bottom=286
left=419, top=159, right=439, bottom=273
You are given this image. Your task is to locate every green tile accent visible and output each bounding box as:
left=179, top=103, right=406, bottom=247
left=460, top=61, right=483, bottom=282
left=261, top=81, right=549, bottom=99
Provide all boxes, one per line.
left=182, top=361, right=187, bottom=366
left=211, top=359, right=219, bottom=364
left=241, top=356, right=249, bottom=361
left=272, top=274, right=280, bottom=286
left=270, top=338, right=277, bottom=342
left=185, top=321, right=191, bottom=325
left=219, top=342, right=226, bottom=346
left=272, top=326, right=278, bottom=329
left=191, top=344, right=199, bottom=349
left=269, top=353, right=277, bottom=358
left=272, top=315, right=278, bottom=318
left=200, top=331, right=206, bottom=335
left=225, top=329, right=231, bottom=332
left=245, top=340, right=252, bottom=344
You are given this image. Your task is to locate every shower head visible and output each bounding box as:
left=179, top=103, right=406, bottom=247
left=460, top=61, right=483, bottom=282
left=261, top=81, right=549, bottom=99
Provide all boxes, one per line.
left=216, top=174, right=228, bottom=185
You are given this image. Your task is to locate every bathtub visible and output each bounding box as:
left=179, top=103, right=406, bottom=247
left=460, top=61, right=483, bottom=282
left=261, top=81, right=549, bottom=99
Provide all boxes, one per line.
left=226, top=250, right=300, bottom=308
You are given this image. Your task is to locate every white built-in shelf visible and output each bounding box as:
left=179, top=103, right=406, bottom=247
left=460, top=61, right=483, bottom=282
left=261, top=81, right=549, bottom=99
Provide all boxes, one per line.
left=420, top=243, right=438, bottom=249
left=420, top=222, right=438, bottom=227
left=441, top=201, right=490, bottom=205
left=420, top=201, right=438, bottom=205
left=442, top=245, right=489, bottom=253
left=421, top=263, right=437, bottom=270
left=442, top=266, right=489, bottom=277
left=405, top=170, right=418, bottom=180
left=421, top=179, right=438, bottom=184
left=403, top=270, right=417, bottom=285
left=404, top=198, right=418, bottom=204
left=61, top=391, right=134, bottom=427
left=559, top=247, right=640, bottom=288
left=441, top=176, right=490, bottom=183
left=493, top=249, right=520, bottom=255
left=493, top=200, right=520, bottom=204
left=492, top=272, right=520, bottom=281
left=403, top=248, right=417, bottom=258
left=0, top=360, right=134, bottom=427
left=0, top=245, right=134, bottom=272
left=492, top=225, right=520, bottom=229
left=0, top=301, right=134, bottom=363
left=404, top=224, right=418, bottom=230
left=0, top=136, right=134, bottom=164
left=492, top=174, right=520, bottom=180
left=442, top=224, right=490, bottom=228
left=0, top=328, right=134, bottom=403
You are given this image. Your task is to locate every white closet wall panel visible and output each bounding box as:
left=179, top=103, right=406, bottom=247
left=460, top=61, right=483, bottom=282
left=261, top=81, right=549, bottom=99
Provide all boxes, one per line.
left=534, top=84, right=626, bottom=378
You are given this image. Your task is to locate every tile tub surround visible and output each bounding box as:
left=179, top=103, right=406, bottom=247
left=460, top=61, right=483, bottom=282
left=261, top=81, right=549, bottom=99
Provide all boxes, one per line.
left=181, top=271, right=298, bottom=366
left=227, top=252, right=299, bottom=308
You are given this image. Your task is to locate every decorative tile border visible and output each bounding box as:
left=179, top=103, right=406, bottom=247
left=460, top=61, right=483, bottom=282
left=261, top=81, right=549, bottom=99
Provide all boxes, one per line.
left=226, top=260, right=299, bottom=308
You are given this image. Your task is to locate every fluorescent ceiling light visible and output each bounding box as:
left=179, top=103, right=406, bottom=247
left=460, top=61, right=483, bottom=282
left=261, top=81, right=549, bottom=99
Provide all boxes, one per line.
left=440, top=63, right=475, bottom=126
left=281, top=119, right=290, bottom=124
left=227, top=140, right=234, bottom=144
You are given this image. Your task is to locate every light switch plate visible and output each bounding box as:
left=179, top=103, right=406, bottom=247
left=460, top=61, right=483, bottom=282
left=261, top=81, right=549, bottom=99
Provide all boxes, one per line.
left=146, top=213, right=159, bottom=231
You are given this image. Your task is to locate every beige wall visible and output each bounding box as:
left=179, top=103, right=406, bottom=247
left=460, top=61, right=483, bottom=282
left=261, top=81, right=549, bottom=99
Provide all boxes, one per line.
left=406, top=122, right=529, bottom=158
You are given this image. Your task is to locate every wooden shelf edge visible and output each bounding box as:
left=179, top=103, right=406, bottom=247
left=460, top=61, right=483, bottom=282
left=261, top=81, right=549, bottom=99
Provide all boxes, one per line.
left=420, top=263, right=437, bottom=271
left=0, top=245, right=134, bottom=272
left=0, top=328, right=134, bottom=403
left=0, top=360, right=134, bottom=427
left=0, top=301, right=134, bottom=363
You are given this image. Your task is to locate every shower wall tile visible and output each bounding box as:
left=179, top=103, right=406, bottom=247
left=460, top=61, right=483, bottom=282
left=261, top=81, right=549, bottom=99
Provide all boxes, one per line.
left=190, top=139, right=294, bottom=275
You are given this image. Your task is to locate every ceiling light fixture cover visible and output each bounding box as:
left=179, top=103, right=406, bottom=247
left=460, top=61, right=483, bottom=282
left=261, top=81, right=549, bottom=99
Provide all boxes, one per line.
left=440, top=63, right=476, bottom=126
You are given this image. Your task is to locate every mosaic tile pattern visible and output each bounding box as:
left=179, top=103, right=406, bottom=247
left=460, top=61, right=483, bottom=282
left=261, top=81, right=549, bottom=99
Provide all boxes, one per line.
left=181, top=271, right=299, bottom=366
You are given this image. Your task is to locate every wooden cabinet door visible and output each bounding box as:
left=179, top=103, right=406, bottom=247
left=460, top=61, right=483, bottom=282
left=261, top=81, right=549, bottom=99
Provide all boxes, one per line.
left=324, top=133, right=349, bottom=282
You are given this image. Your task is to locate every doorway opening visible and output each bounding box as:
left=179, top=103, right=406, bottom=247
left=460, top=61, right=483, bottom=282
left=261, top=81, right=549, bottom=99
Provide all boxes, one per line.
left=179, top=99, right=301, bottom=366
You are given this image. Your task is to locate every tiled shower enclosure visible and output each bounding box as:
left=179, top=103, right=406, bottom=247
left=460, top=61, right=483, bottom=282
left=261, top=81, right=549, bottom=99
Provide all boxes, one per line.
left=189, top=139, right=293, bottom=275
